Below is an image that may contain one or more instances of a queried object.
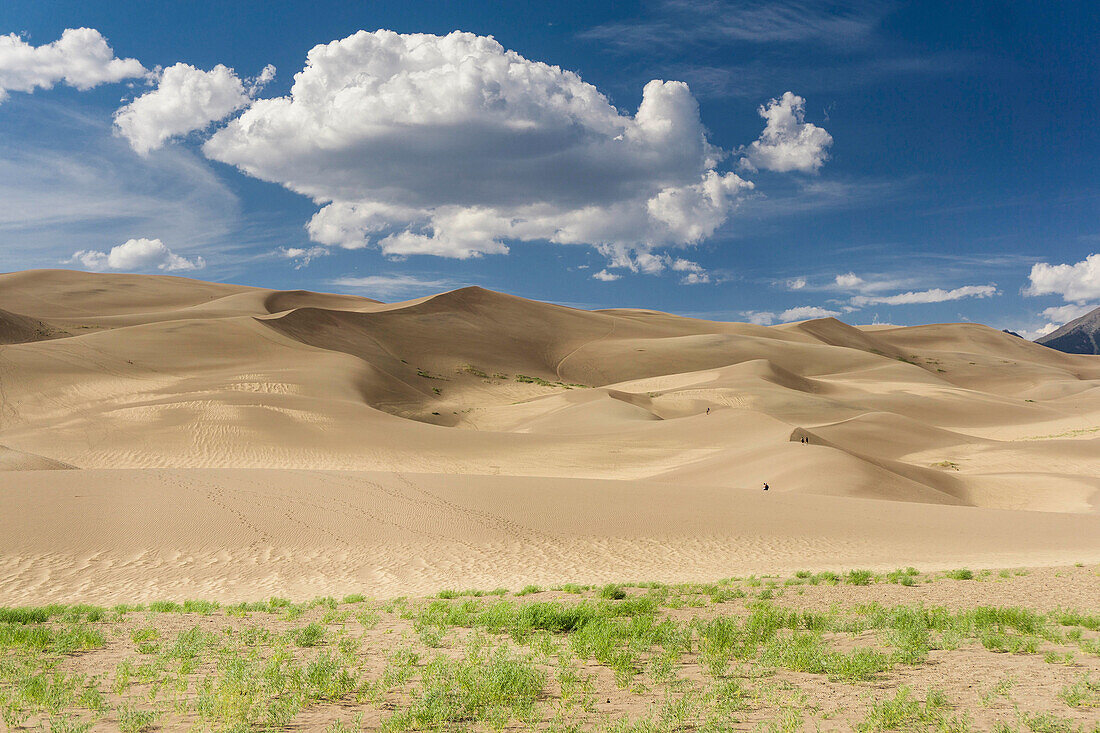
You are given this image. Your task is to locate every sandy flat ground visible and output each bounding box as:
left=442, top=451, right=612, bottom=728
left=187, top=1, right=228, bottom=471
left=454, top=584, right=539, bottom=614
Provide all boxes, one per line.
left=4, top=469, right=1100, bottom=605
left=1, top=269, right=1099, bottom=604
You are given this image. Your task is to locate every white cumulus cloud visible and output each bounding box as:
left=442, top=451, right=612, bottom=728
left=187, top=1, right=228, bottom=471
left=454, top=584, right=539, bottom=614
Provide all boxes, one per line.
left=1025, top=254, right=1100, bottom=303
left=1041, top=303, right=1097, bottom=324
left=69, top=237, right=204, bottom=272
left=785, top=277, right=806, bottom=290
left=850, top=285, right=997, bottom=306
left=741, top=91, right=832, bottom=173
left=834, top=272, right=864, bottom=289
left=592, top=269, right=621, bottom=282
left=202, top=30, right=756, bottom=264
left=1022, top=302, right=1100, bottom=339
left=0, top=28, right=145, bottom=102
left=1030, top=323, right=1059, bottom=338
left=115, top=63, right=274, bottom=155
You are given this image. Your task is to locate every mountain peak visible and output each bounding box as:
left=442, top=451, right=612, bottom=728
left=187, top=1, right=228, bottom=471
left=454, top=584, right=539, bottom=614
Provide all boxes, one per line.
left=1036, top=306, right=1100, bottom=354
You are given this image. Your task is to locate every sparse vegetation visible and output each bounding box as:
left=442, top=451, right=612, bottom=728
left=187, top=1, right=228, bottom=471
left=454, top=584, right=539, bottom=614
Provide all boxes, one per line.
left=1022, top=426, right=1100, bottom=441
left=1, top=567, right=1097, bottom=731
left=459, top=364, right=489, bottom=378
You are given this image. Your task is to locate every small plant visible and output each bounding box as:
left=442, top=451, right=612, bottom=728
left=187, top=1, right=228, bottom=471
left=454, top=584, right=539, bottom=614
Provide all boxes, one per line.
left=554, top=583, right=592, bottom=594
left=1059, top=675, right=1100, bottom=707
left=979, top=676, right=1016, bottom=707
left=147, top=601, right=182, bottom=613
left=182, top=599, right=219, bottom=614
left=811, top=571, right=841, bottom=585
left=884, top=567, right=920, bottom=585
left=857, top=687, right=959, bottom=731
left=515, top=585, right=543, bottom=596
left=945, top=569, right=974, bottom=580
left=845, top=569, right=875, bottom=586
left=292, top=623, right=326, bottom=647
left=117, top=706, right=156, bottom=733
left=598, top=584, right=627, bottom=600
left=130, top=627, right=159, bottom=644
left=386, top=643, right=545, bottom=729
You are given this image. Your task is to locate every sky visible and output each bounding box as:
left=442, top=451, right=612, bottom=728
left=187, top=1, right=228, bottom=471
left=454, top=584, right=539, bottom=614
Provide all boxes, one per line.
left=1, top=1, right=1098, bottom=337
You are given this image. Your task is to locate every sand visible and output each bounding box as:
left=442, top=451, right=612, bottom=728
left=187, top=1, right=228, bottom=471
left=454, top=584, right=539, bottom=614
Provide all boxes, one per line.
left=1, top=268, right=1099, bottom=604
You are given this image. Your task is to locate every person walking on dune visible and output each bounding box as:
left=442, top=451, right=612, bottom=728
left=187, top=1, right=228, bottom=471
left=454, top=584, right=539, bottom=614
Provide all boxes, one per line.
left=762, top=482, right=769, bottom=491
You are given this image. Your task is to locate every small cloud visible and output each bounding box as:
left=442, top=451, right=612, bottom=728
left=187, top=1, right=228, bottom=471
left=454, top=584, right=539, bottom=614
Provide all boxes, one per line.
left=785, top=277, right=806, bottom=290
left=1017, top=302, right=1100, bottom=340
left=849, top=284, right=997, bottom=307
left=741, top=305, right=840, bottom=325
left=276, top=246, right=329, bottom=268
left=0, top=28, right=146, bottom=104
left=834, top=272, right=864, bottom=289
left=592, top=269, right=621, bottom=282
left=779, top=305, right=841, bottom=321
left=828, top=271, right=911, bottom=294
left=68, top=237, right=204, bottom=272
left=740, top=92, right=832, bottom=173
left=1016, top=322, right=1060, bottom=341
left=599, top=251, right=709, bottom=279
left=741, top=310, right=776, bottom=325
left=680, top=272, right=710, bottom=285
left=249, top=64, right=276, bottom=95
left=114, top=62, right=268, bottom=155
left=330, top=274, right=461, bottom=300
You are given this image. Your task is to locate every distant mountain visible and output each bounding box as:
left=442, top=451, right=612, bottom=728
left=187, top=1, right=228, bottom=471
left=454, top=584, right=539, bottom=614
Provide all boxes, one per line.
left=1036, top=306, right=1100, bottom=354
left=1002, top=329, right=1023, bottom=338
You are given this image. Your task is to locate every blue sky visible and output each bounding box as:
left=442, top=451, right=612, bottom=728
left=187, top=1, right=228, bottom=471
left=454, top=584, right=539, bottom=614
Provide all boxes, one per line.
left=1, top=1, right=1098, bottom=336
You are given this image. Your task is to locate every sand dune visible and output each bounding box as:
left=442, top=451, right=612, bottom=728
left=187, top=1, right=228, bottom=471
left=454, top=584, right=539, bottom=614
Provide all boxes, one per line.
left=1, top=269, right=1099, bottom=601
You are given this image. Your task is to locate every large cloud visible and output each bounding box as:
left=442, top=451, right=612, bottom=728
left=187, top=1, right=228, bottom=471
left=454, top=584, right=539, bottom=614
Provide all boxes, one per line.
left=0, top=28, right=145, bottom=102
left=1025, top=254, right=1100, bottom=303
left=202, top=30, right=758, bottom=263
left=741, top=92, right=832, bottom=173
left=69, top=238, right=204, bottom=272
left=115, top=63, right=274, bottom=155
